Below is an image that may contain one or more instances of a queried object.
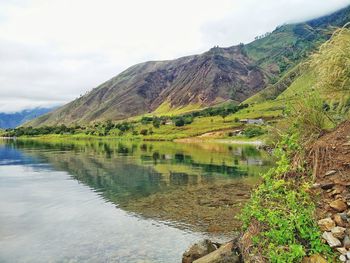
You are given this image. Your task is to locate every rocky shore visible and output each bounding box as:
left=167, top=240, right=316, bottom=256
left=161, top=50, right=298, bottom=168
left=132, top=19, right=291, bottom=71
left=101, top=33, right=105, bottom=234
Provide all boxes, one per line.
left=310, top=121, right=350, bottom=262
left=181, top=121, right=350, bottom=262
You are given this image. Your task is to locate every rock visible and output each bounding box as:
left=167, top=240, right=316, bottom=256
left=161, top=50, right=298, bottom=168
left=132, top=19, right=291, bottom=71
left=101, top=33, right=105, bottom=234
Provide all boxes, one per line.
left=340, top=255, right=347, bottom=262
left=334, top=214, right=346, bottom=227
left=336, top=194, right=344, bottom=200
left=336, top=247, right=347, bottom=255
left=322, top=231, right=341, bottom=247
left=332, top=226, right=346, bottom=239
left=325, top=170, right=337, bottom=176
left=302, top=254, right=328, bottom=263
left=347, top=251, right=350, bottom=259
left=345, top=194, right=350, bottom=201
left=182, top=240, right=218, bottom=263
left=321, top=182, right=335, bottom=190
left=330, top=199, right=348, bottom=212
left=344, top=236, right=350, bottom=249
left=318, top=218, right=335, bottom=231
left=192, top=241, right=240, bottom=263
left=340, top=213, right=348, bottom=221
left=311, top=183, right=321, bottom=189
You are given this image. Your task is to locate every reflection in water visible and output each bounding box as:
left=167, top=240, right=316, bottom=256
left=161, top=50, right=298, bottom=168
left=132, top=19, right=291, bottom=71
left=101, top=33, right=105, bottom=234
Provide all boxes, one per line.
left=4, top=140, right=272, bottom=203
left=0, top=139, right=273, bottom=262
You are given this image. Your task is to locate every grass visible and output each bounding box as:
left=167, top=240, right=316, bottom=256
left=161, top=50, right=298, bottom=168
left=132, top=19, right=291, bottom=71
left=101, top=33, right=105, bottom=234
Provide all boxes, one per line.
left=152, top=101, right=203, bottom=116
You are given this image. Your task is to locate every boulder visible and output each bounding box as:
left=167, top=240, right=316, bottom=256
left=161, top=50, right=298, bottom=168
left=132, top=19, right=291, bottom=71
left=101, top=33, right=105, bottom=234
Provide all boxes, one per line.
left=330, top=199, right=348, bottom=212
left=182, top=240, right=218, bottom=263
left=193, top=241, right=240, bottom=263
left=318, top=218, right=335, bottom=231
left=322, top=231, right=341, bottom=247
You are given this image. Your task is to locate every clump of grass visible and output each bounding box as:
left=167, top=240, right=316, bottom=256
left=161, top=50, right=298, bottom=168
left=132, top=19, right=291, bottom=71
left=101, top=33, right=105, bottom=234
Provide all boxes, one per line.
left=310, top=25, right=350, bottom=92
left=287, top=92, right=334, bottom=144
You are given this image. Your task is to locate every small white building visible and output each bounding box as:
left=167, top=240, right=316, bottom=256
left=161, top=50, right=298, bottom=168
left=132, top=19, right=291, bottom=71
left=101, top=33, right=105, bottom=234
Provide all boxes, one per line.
left=239, top=118, right=264, bottom=125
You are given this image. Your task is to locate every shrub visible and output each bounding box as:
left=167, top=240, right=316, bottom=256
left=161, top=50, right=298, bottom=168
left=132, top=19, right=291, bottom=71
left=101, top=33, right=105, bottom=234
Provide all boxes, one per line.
left=242, top=127, right=265, bottom=138
left=152, top=117, right=161, bottom=128
left=140, top=129, right=148, bottom=136
left=174, top=118, right=185, bottom=127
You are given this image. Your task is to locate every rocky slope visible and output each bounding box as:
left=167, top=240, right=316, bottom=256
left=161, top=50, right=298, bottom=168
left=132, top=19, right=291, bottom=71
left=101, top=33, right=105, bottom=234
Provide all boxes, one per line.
left=27, top=5, right=350, bottom=126
left=310, top=121, right=350, bottom=262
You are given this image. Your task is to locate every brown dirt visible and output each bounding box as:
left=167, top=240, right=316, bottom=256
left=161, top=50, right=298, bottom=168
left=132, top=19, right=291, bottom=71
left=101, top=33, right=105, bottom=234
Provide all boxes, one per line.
left=308, top=120, right=350, bottom=227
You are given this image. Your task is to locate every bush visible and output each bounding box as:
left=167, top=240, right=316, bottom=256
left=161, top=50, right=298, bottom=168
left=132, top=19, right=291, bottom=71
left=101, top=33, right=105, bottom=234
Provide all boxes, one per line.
left=174, top=118, right=185, bottom=127
left=140, top=129, right=148, bottom=136
left=152, top=117, right=161, bottom=128
left=242, top=127, right=265, bottom=138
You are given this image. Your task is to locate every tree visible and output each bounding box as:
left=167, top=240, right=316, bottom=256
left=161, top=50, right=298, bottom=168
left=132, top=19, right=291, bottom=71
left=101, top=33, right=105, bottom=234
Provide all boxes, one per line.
left=174, top=117, right=185, bottom=127
left=152, top=117, right=161, bottom=128
left=220, top=110, right=229, bottom=122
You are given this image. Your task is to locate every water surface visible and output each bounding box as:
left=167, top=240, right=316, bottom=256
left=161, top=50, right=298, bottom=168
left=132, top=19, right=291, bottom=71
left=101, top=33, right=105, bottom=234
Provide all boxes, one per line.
left=0, top=139, right=272, bottom=262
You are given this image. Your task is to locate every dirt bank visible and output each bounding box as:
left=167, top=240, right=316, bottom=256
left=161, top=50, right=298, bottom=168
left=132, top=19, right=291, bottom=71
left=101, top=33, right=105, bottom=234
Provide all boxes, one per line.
left=309, top=121, right=350, bottom=259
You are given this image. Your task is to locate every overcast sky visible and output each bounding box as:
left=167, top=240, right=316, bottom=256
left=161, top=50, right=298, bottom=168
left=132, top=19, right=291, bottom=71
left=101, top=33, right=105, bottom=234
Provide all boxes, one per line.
left=0, top=0, right=349, bottom=113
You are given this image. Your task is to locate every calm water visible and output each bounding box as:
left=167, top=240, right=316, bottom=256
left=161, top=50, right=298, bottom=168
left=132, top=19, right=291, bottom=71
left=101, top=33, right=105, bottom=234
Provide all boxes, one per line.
left=0, top=139, right=273, bottom=263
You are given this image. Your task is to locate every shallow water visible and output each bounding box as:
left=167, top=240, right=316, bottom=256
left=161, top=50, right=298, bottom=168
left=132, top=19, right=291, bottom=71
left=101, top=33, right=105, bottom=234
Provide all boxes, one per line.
left=0, top=139, right=273, bottom=262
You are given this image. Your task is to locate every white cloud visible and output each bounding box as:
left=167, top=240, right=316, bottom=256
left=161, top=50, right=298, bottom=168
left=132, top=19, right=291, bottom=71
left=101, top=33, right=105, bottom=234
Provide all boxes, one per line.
left=0, top=0, right=349, bottom=113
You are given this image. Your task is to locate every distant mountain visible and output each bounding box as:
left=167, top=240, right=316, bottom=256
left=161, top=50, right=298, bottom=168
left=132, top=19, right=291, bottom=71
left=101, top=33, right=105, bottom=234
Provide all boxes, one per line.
left=0, top=108, right=55, bottom=128
left=27, top=5, right=350, bottom=127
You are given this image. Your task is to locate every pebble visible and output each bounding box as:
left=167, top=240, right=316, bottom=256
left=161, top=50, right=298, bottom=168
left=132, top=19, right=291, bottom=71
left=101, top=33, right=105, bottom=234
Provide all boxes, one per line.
left=340, top=254, right=347, bottom=262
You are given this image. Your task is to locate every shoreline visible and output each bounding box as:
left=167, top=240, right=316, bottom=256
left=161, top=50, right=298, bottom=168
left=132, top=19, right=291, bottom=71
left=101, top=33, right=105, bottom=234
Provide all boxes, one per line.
left=174, top=137, right=264, bottom=146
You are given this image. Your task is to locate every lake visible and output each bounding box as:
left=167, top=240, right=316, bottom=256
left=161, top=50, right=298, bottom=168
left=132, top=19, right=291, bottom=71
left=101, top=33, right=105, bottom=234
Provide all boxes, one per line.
left=0, top=139, right=273, bottom=263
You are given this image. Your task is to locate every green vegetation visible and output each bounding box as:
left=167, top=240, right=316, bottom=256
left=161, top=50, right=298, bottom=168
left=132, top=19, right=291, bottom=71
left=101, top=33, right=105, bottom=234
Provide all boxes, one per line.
left=241, top=134, right=332, bottom=262
left=4, top=103, right=251, bottom=140
left=241, top=94, right=334, bottom=261
left=240, top=26, right=350, bottom=262
left=242, top=126, right=265, bottom=138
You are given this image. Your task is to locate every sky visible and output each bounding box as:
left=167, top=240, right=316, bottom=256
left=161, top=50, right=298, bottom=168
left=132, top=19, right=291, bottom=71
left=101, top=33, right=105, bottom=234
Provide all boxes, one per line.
left=0, top=0, right=349, bottom=113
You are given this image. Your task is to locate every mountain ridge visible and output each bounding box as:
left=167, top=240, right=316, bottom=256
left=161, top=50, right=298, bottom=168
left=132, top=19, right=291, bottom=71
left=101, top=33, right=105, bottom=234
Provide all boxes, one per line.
left=27, top=5, right=350, bottom=127
left=0, top=107, right=55, bottom=129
